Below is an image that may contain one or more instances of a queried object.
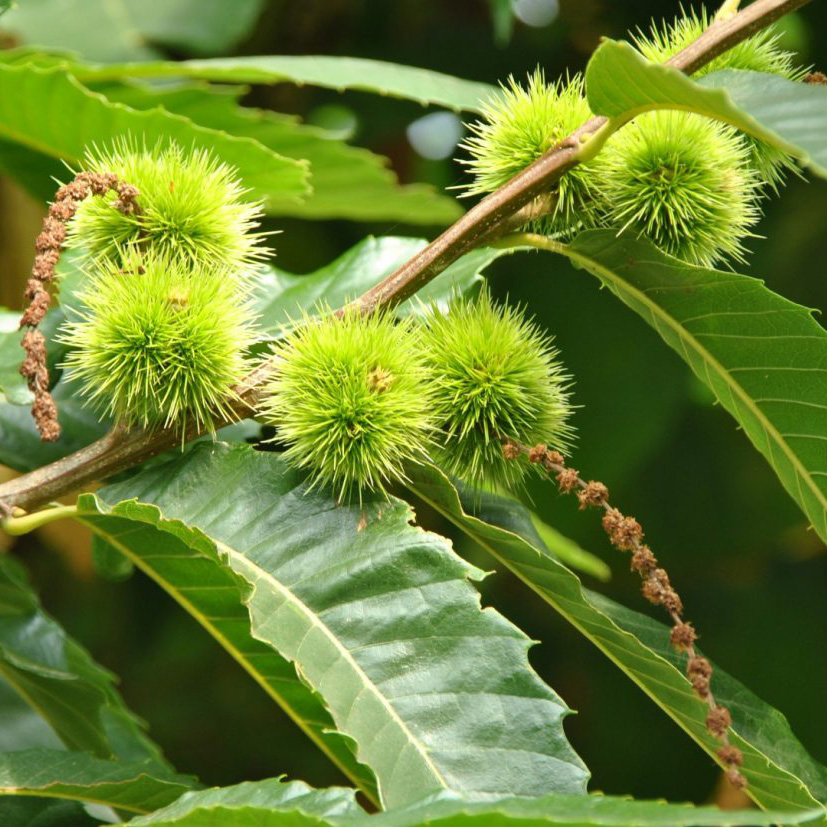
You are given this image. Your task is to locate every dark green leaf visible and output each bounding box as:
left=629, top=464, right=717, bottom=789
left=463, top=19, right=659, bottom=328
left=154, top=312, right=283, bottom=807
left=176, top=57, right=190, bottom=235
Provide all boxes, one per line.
left=0, top=553, right=171, bottom=769
left=585, top=40, right=827, bottom=178
left=557, top=230, right=827, bottom=546
left=0, top=797, right=102, bottom=827
left=0, top=672, right=63, bottom=752
left=405, top=463, right=827, bottom=814
left=0, top=64, right=309, bottom=210
left=0, top=750, right=194, bottom=814
left=0, top=376, right=109, bottom=471
left=67, top=443, right=588, bottom=808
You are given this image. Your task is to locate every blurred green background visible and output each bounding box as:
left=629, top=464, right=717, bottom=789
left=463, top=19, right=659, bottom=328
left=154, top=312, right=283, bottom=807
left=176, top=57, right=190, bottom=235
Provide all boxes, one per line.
left=1, top=0, right=825, bottom=808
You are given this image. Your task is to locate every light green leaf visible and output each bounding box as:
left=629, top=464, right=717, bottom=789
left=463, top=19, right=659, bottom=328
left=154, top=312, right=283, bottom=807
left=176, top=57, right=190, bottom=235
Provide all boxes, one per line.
left=129, top=778, right=362, bottom=826
left=1, top=0, right=265, bottom=62
left=555, top=230, right=827, bottom=546
left=0, top=750, right=194, bottom=815
left=128, top=779, right=825, bottom=827
left=255, top=237, right=506, bottom=338
left=68, top=443, right=588, bottom=809
left=405, top=463, right=827, bottom=815
left=585, top=40, right=827, bottom=177
left=91, top=81, right=462, bottom=224
left=70, top=57, right=496, bottom=113
left=0, top=553, right=170, bottom=769
left=0, top=64, right=309, bottom=210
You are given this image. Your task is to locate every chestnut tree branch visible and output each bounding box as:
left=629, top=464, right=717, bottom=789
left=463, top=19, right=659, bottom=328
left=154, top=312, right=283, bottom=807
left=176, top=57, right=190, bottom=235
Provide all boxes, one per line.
left=0, top=0, right=811, bottom=514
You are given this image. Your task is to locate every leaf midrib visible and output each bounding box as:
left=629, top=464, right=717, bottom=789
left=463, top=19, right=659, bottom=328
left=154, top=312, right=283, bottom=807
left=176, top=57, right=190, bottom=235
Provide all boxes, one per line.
left=78, top=514, right=377, bottom=804
left=218, top=541, right=450, bottom=795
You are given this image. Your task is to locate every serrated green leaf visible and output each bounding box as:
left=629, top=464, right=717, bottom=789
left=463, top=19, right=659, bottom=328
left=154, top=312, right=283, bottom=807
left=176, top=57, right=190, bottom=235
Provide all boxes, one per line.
left=91, top=81, right=462, bottom=224
left=127, top=779, right=825, bottom=827
left=129, top=778, right=362, bottom=826
left=0, top=64, right=309, bottom=210
left=553, top=230, right=827, bottom=546
left=255, top=237, right=505, bottom=339
left=1, top=0, right=265, bottom=62
left=0, top=750, right=194, bottom=814
left=66, top=443, right=588, bottom=809
left=0, top=553, right=170, bottom=770
left=585, top=40, right=827, bottom=178
left=405, top=463, right=827, bottom=816
left=70, top=57, right=496, bottom=113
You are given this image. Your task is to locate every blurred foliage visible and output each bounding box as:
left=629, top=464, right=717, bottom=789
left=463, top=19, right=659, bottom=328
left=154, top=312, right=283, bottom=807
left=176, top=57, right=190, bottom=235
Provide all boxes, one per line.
left=0, top=0, right=825, bottom=808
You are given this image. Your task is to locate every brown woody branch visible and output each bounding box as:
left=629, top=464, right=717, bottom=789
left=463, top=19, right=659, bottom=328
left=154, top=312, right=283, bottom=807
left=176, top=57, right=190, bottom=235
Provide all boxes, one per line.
left=0, top=0, right=811, bottom=513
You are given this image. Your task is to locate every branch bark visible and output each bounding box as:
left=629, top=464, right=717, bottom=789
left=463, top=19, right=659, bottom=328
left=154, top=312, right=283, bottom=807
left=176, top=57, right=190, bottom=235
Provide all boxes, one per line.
left=0, top=0, right=811, bottom=513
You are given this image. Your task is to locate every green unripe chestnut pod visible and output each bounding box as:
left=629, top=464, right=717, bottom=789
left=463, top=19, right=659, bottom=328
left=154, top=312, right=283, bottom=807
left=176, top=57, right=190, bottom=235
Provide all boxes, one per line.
left=594, top=111, right=761, bottom=268
left=459, top=70, right=599, bottom=237
left=420, top=290, right=573, bottom=493
left=60, top=248, right=255, bottom=432
left=260, top=308, right=434, bottom=502
left=67, top=140, right=266, bottom=280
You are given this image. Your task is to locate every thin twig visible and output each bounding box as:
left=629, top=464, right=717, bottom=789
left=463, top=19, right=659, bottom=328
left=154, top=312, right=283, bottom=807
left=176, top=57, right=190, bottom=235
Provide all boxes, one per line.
left=0, top=0, right=811, bottom=513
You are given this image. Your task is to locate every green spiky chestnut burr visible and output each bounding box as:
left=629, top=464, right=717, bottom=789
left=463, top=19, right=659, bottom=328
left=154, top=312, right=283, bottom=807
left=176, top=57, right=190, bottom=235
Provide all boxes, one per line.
left=633, top=7, right=805, bottom=188
left=260, top=310, right=434, bottom=502
left=595, top=111, right=761, bottom=268
left=59, top=249, right=254, bottom=432
left=459, top=70, right=599, bottom=237
left=67, top=140, right=266, bottom=278
left=421, top=291, right=573, bottom=492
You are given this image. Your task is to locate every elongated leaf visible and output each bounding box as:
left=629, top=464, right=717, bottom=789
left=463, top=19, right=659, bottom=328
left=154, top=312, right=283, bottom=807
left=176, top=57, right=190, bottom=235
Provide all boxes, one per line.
left=0, top=553, right=170, bottom=770
left=91, top=82, right=462, bottom=224
left=405, top=463, right=827, bottom=815
left=1, top=0, right=265, bottom=62
left=66, top=443, right=588, bottom=809
left=585, top=40, right=827, bottom=177
left=551, top=230, right=827, bottom=545
left=70, top=57, right=496, bottom=113
left=129, top=779, right=825, bottom=827
left=255, top=237, right=504, bottom=338
left=0, top=64, right=309, bottom=209
left=0, top=750, right=193, bottom=814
